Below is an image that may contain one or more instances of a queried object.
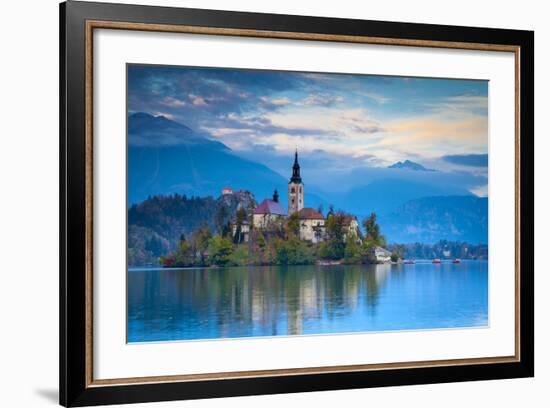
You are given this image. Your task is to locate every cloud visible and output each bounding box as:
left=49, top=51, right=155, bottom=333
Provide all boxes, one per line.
left=189, top=94, right=208, bottom=106
left=427, top=94, right=488, bottom=117
left=384, top=115, right=487, bottom=153
left=358, top=91, right=391, bottom=104
left=127, top=64, right=488, bottom=179
left=442, top=154, right=488, bottom=167
left=160, top=96, right=186, bottom=108
left=259, top=96, right=292, bottom=109
left=301, top=93, right=344, bottom=107
left=152, top=112, right=176, bottom=121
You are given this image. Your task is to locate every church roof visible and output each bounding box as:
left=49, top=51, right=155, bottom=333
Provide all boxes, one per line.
left=254, top=199, right=287, bottom=216
left=297, top=208, right=324, bottom=220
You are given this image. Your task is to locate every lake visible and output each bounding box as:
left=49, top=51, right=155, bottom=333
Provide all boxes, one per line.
left=127, top=260, right=488, bottom=343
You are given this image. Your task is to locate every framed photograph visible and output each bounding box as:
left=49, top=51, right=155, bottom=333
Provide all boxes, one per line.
left=60, top=1, right=534, bottom=406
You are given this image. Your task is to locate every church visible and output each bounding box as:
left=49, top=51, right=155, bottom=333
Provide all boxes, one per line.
left=253, top=150, right=327, bottom=243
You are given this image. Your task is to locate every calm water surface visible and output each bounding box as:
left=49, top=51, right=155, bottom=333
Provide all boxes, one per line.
left=127, top=261, right=488, bottom=342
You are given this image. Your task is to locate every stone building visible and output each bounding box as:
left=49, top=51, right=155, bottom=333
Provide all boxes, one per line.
left=231, top=220, right=250, bottom=243
left=370, top=246, right=392, bottom=263
left=342, top=215, right=360, bottom=241
left=253, top=190, right=287, bottom=229
left=297, top=208, right=325, bottom=243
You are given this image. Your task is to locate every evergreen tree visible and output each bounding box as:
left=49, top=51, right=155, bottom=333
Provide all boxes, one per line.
left=323, top=212, right=346, bottom=259
left=362, top=213, right=386, bottom=247
left=286, top=212, right=301, bottom=239
left=215, top=205, right=228, bottom=234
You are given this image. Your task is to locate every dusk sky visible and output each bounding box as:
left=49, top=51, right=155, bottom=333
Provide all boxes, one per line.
left=128, top=64, right=489, bottom=196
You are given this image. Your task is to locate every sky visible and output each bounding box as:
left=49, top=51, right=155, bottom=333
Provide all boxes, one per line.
left=128, top=64, right=489, bottom=196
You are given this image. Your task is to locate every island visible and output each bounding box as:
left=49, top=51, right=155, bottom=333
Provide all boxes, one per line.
left=156, top=150, right=393, bottom=268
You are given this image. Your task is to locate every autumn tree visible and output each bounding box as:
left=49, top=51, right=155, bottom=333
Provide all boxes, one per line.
left=171, top=233, right=194, bottom=266
left=190, top=227, right=212, bottom=264
left=207, top=236, right=233, bottom=266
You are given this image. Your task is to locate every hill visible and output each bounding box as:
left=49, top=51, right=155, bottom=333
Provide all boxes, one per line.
left=128, top=191, right=256, bottom=266
left=378, top=195, right=488, bottom=244
left=336, top=179, right=472, bottom=218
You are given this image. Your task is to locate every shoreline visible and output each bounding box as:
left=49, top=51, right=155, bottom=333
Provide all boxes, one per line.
left=128, top=258, right=487, bottom=272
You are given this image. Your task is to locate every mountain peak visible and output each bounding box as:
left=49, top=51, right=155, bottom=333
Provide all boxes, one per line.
left=129, top=112, right=192, bottom=131
left=388, top=160, right=434, bottom=172
left=128, top=111, right=217, bottom=148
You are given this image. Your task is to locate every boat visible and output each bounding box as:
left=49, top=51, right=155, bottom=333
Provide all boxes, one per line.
left=432, top=258, right=441, bottom=264
left=404, top=259, right=416, bottom=264
left=452, top=258, right=461, bottom=264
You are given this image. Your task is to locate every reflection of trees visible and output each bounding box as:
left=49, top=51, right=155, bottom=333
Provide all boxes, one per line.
left=129, top=264, right=394, bottom=340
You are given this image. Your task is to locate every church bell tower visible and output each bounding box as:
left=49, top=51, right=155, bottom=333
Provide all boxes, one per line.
left=288, top=149, right=304, bottom=215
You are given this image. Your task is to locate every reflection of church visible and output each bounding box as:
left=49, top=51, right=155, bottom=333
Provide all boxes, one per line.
left=252, top=150, right=326, bottom=243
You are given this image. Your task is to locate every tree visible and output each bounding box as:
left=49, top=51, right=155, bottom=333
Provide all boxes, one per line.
left=235, top=207, right=247, bottom=224
left=276, top=238, right=315, bottom=265
left=390, top=252, right=399, bottom=263
left=207, top=236, right=233, bottom=266
left=228, top=244, right=251, bottom=266
left=255, top=231, right=266, bottom=249
left=233, top=207, right=248, bottom=244
left=322, top=212, right=346, bottom=259
left=312, top=223, right=324, bottom=243
left=166, top=233, right=193, bottom=267
left=215, top=205, right=228, bottom=234
left=286, top=212, right=301, bottom=239
left=344, top=234, right=362, bottom=263
left=221, top=221, right=232, bottom=238
left=144, top=236, right=163, bottom=257
left=362, top=213, right=386, bottom=247
left=190, top=227, right=212, bottom=264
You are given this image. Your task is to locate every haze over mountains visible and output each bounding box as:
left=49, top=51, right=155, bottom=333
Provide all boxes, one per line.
left=128, top=113, right=487, bottom=244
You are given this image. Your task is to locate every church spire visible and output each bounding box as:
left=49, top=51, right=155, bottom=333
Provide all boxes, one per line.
left=288, top=148, right=304, bottom=215
left=290, top=148, right=302, bottom=183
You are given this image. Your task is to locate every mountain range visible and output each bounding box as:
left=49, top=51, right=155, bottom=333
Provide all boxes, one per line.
left=128, top=112, right=327, bottom=208
left=128, top=112, right=487, bottom=245
left=388, top=160, right=434, bottom=171
left=378, top=195, right=488, bottom=244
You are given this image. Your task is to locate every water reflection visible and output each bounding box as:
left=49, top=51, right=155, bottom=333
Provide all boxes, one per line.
left=128, top=261, right=488, bottom=342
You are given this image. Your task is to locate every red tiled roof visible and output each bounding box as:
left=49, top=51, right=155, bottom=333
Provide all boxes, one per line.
left=297, top=208, right=324, bottom=220
left=254, top=199, right=287, bottom=216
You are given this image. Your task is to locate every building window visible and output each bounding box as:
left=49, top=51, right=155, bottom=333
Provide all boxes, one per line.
left=292, top=198, right=295, bottom=204
left=299, top=187, right=302, bottom=193
left=291, top=187, right=295, bottom=193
